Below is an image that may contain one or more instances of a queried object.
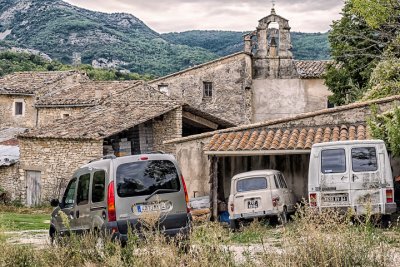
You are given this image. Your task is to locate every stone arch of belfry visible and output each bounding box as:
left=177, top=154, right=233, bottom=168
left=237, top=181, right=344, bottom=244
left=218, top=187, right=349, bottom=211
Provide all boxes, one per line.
left=244, top=8, right=297, bottom=79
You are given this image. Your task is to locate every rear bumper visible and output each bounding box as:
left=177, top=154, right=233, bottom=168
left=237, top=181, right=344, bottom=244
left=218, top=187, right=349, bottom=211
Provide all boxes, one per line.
left=319, top=203, right=397, bottom=215
left=231, top=210, right=280, bottom=220
left=105, top=213, right=192, bottom=242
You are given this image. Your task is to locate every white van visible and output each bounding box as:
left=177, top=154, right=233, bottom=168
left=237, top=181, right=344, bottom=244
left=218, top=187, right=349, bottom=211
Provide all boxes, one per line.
left=308, top=140, right=396, bottom=219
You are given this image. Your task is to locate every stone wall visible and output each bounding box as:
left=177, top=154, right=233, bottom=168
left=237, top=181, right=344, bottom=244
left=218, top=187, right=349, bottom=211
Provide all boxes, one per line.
left=18, top=138, right=103, bottom=204
left=252, top=78, right=331, bottom=122
left=37, top=107, right=87, bottom=127
left=149, top=53, right=253, bottom=125
left=0, top=95, right=36, bottom=128
left=0, top=164, right=20, bottom=200
left=153, top=107, right=182, bottom=154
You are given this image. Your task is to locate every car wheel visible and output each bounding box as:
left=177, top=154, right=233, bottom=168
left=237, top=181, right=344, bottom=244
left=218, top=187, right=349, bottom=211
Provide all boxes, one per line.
left=380, top=215, right=391, bottom=228
left=230, top=219, right=239, bottom=231
left=280, top=207, right=288, bottom=225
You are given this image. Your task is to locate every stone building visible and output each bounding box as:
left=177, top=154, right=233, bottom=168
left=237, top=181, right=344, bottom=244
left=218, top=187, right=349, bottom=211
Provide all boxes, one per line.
left=0, top=71, right=88, bottom=129
left=150, top=8, right=331, bottom=125
left=16, top=82, right=233, bottom=205
left=165, top=95, right=400, bottom=218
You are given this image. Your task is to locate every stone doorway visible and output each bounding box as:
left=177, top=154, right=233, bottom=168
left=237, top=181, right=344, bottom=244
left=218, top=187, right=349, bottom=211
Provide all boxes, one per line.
left=26, top=170, right=41, bottom=206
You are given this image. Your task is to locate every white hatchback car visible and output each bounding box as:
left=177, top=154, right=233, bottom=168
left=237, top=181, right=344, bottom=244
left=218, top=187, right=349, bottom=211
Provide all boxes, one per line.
left=228, top=170, right=296, bottom=229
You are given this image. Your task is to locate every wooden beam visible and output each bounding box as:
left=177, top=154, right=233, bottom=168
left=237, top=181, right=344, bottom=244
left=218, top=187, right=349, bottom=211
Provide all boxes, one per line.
left=182, top=111, right=218, bottom=130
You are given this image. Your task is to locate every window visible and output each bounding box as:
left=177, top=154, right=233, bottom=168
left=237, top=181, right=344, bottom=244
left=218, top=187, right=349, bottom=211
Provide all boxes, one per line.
left=321, top=149, right=346, bottom=174
left=15, top=102, right=23, bottom=115
left=203, top=82, right=213, bottom=98
left=158, top=84, right=170, bottom=96
left=77, top=173, right=90, bottom=205
left=352, top=147, right=378, bottom=172
left=92, top=171, right=106, bottom=203
left=116, top=160, right=180, bottom=198
left=237, top=177, right=267, bottom=192
left=62, top=178, right=77, bottom=208
left=278, top=174, right=288, bottom=188
left=62, top=113, right=70, bottom=119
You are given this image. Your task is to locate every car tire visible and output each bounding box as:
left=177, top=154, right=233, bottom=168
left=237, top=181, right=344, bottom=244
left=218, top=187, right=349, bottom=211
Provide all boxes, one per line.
left=380, top=215, right=391, bottom=228
left=230, top=219, right=239, bottom=231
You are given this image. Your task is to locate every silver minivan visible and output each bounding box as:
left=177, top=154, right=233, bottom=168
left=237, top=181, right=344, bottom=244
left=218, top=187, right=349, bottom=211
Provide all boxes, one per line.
left=49, top=153, right=192, bottom=242
left=308, top=140, right=396, bottom=222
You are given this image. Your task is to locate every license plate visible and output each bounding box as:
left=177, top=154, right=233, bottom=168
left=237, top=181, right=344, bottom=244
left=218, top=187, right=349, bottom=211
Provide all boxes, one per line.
left=247, top=199, right=259, bottom=209
left=135, top=202, right=170, bottom=214
left=323, top=194, right=348, bottom=203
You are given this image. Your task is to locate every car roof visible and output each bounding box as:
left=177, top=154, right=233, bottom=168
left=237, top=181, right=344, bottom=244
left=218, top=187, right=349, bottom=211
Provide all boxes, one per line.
left=232, top=170, right=280, bottom=180
left=312, top=140, right=384, bottom=148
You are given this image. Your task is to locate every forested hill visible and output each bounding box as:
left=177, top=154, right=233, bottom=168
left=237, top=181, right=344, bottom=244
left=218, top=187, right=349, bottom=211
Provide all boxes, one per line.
left=162, top=31, right=330, bottom=60
left=0, top=0, right=330, bottom=77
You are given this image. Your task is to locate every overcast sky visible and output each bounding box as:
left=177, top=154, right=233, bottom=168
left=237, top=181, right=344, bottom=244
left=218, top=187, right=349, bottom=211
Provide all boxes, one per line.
left=64, top=0, right=344, bottom=33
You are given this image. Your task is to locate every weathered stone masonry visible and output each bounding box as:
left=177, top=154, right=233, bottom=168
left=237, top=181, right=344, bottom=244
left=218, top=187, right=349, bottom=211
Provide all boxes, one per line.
left=0, top=164, right=20, bottom=200
left=18, top=138, right=103, bottom=202
left=153, top=107, right=183, bottom=154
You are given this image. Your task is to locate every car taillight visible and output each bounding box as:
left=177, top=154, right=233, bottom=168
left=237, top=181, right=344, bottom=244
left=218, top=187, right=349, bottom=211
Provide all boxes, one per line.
left=181, top=175, right=190, bottom=213
left=386, top=189, right=393, bottom=203
left=230, top=203, right=234, bottom=212
left=107, top=181, right=116, bottom=222
left=309, top=193, right=317, bottom=207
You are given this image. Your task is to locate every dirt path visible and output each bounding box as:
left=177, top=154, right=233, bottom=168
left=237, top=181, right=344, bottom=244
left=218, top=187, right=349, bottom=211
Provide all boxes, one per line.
left=5, top=230, right=49, bottom=249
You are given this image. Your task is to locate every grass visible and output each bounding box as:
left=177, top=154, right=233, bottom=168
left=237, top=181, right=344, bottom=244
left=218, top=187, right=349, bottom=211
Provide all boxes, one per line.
left=0, top=212, right=50, bottom=231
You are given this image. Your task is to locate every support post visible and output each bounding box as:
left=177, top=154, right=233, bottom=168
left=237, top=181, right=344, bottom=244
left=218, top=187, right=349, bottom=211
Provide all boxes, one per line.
left=210, top=156, right=219, bottom=221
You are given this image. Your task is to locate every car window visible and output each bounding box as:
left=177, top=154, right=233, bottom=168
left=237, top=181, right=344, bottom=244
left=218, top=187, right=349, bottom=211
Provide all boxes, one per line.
left=352, top=147, right=378, bottom=172
left=77, top=173, right=90, bottom=205
left=116, top=160, right=180, bottom=198
left=62, top=178, right=77, bottom=208
left=237, top=177, right=267, bottom=192
left=92, top=171, right=105, bottom=203
left=321, top=149, right=346, bottom=174
left=279, top=173, right=288, bottom=188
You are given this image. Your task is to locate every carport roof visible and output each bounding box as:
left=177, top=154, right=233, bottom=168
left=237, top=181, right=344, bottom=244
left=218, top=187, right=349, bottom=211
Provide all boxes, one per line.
left=204, top=124, right=368, bottom=156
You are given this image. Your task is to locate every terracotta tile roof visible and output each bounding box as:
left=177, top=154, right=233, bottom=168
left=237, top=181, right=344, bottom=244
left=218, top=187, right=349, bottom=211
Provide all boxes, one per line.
left=204, top=125, right=368, bottom=152
left=294, top=60, right=330, bottom=78
left=21, top=83, right=180, bottom=140
left=36, top=81, right=143, bottom=107
left=0, top=71, right=87, bottom=95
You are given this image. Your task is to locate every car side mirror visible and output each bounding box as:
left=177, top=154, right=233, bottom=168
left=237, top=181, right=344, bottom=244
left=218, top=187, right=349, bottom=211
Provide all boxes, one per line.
left=50, top=199, right=60, bottom=207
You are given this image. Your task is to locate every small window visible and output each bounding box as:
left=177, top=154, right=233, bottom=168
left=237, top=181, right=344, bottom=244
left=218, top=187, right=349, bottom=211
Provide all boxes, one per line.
left=237, top=177, right=267, bottom=192
left=77, top=173, right=90, bottom=205
left=62, top=113, right=70, bottom=119
left=15, top=102, right=23, bottom=115
left=92, top=171, right=106, bottom=203
left=352, top=147, right=378, bottom=172
left=321, top=149, right=346, bottom=174
left=274, top=175, right=280, bottom=188
left=158, top=84, right=170, bottom=96
left=62, top=178, right=77, bottom=208
left=203, top=82, right=213, bottom=98
left=278, top=173, right=288, bottom=188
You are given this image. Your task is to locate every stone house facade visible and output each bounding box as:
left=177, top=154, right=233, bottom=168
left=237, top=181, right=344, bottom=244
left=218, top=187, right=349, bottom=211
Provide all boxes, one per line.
left=15, top=82, right=234, bottom=204
left=150, top=8, right=331, bottom=125
left=0, top=71, right=88, bottom=129
left=166, top=95, right=400, bottom=218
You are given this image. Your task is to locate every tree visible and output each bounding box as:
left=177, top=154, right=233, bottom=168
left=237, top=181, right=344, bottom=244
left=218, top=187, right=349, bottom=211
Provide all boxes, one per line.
left=325, top=0, right=397, bottom=105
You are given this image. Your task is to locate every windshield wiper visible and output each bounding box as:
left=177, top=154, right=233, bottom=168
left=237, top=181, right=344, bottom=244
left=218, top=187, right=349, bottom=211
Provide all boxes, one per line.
left=145, top=189, right=179, bottom=201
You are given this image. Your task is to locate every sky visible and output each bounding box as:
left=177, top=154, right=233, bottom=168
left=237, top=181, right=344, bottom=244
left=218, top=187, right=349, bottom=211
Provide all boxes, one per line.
left=64, top=0, right=344, bottom=33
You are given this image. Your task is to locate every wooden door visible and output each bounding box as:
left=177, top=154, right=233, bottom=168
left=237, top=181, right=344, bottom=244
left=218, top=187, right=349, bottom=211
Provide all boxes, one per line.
left=26, top=171, right=41, bottom=206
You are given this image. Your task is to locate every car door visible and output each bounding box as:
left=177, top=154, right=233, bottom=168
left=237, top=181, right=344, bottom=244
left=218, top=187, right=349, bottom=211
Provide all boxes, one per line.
left=75, top=170, right=91, bottom=233
left=277, top=173, right=295, bottom=211
left=349, top=145, right=381, bottom=211
left=89, top=169, right=107, bottom=230
left=57, top=178, right=78, bottom=233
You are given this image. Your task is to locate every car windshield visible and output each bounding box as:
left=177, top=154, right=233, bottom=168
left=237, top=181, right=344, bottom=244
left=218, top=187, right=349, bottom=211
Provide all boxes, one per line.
left=237, top=177, right=267, bottom=192
left=116, top=160, right=180, bottom=198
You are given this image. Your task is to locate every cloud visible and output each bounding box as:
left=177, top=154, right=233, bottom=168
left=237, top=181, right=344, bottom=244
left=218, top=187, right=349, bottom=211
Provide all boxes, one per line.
left=65, top=0, right=343, bottom=33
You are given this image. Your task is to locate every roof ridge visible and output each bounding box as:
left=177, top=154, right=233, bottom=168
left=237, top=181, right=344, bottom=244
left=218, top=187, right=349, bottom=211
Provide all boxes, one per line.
left=165, top=94, right=400, bottom=144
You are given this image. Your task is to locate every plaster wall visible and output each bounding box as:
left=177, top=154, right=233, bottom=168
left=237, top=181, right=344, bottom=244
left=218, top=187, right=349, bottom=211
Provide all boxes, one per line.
left=252, top=78, right=331, bottom=122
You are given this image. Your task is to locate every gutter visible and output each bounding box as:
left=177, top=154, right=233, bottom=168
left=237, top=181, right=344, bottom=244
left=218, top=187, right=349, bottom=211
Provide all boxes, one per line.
left=204, top=150, right=311, bottom=156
